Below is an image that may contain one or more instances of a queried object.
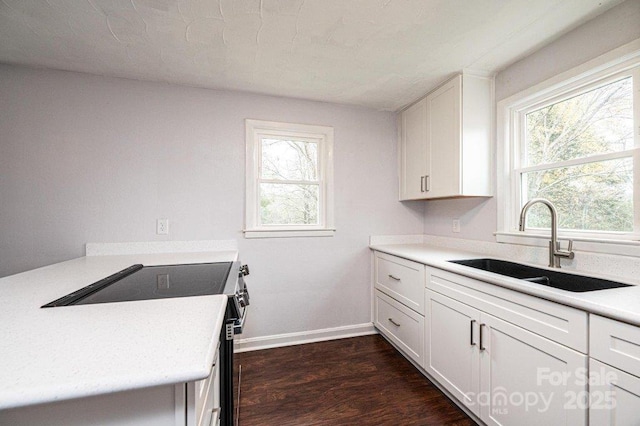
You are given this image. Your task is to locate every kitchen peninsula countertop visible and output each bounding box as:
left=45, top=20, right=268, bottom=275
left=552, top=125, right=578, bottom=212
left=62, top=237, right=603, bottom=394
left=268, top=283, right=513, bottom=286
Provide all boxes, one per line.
left=0, top=250, right=236, bottom=410
left=370, top=243, right=640, bottom=327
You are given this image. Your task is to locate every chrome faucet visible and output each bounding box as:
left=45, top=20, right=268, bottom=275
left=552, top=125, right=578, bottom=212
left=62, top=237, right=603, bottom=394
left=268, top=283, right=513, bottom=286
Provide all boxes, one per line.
left=519, top=198, right=574, bottom=268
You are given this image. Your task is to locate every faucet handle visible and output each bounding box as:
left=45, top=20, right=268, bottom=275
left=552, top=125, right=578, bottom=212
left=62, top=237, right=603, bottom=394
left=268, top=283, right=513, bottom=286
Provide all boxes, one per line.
left=556, top=239, right=575, bottom=259
left=565, top=239, right=575, bottom=259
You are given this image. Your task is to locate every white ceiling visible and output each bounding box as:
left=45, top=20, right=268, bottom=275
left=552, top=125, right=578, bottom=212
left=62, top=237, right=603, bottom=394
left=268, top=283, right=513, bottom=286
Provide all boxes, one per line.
left=0, top=0, right=625, bottom=110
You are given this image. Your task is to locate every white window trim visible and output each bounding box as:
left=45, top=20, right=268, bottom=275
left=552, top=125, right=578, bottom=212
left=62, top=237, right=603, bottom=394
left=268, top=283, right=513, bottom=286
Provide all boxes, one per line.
left=496, top=38, right=640, bottom=256
left=244, top=119, right=335, bottom=239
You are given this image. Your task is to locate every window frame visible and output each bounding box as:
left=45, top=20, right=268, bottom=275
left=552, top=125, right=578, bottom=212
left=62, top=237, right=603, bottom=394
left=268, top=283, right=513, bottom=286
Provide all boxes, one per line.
left=496, top=40, right=640, bottom=255
left=516, top=71, right=638, bottom=235
left=244, top=119, right=335, bottom=238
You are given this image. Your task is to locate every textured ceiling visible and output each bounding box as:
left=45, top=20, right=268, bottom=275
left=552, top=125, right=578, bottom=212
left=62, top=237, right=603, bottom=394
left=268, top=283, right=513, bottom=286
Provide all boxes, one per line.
left=0, top=0, right=624, bottom=110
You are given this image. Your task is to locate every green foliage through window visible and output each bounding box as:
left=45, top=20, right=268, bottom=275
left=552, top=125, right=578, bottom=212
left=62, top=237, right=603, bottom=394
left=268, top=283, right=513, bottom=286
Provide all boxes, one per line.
left=522, top=76, right=634, bottom=232
left=259, top=138, right=320, bottom=226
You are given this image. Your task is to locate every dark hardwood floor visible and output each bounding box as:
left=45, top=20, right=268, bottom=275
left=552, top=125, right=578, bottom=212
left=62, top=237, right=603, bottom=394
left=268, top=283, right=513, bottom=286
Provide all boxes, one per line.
left=236, top=334, right=476, bottom=425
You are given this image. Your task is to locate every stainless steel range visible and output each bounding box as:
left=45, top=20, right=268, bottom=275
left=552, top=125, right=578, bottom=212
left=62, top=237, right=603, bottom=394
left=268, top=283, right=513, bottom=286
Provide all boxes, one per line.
left=41, top=261, right=250, bottom=426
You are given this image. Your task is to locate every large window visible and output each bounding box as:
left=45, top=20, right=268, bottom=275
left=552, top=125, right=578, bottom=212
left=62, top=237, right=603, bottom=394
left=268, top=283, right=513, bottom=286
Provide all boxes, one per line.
left=519, top=74, right=635, bottom=233
left=245, top=119, right=334, bottom=238
left=498, top=50, right=640, bottom=249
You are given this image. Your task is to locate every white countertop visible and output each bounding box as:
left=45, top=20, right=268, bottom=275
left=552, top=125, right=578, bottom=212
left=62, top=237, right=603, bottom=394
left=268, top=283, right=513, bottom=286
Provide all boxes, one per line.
left=0, top=250, right=237, bottom=410
left=370, top=243, right=640, bottom=327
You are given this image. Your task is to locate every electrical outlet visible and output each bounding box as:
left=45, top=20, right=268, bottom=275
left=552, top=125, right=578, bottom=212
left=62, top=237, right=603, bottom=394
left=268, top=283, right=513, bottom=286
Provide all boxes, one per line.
left=452, top=219, right=461, bottom=233
left=157, top=218, right=169, bottom=235
left=156, top=273, right=170, bottom=290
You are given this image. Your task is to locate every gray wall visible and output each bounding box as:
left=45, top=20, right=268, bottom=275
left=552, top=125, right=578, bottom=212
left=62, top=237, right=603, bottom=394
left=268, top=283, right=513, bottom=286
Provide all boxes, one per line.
left=0, top=65, right=425, bottom=339
left=423, top=0, right=640, bottom=241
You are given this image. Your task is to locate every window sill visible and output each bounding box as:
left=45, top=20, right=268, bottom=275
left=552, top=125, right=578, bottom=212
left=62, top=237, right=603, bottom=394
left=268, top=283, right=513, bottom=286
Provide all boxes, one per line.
left=495, top=231, right=640, bottom=257
left=243, top=229, right=336, bottom=239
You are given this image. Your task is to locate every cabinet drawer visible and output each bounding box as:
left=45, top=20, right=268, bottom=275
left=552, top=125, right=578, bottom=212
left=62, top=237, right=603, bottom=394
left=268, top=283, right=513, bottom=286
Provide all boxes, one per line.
left=374, top=290, right=425, bottom=366
left=374, top=252, right=425, bottom=314
left=590, top=315, right=640, bottom=378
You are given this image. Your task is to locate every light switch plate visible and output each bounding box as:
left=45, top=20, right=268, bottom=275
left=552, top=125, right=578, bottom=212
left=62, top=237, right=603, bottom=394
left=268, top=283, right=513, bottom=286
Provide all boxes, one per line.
left=452, top=219, right=461, bottom=233
left=156, top=273, right=170, bottom=290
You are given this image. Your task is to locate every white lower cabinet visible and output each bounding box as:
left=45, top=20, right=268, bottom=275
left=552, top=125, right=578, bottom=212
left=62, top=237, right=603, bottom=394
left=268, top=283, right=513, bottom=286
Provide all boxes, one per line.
left=589, top=359, right=640, bottom=426
left=425, top=289, right=481, bottom=415
left=373, top=251, right=426, bottom=366
left=188, top=352, right=221, bottom=426
left=426, top=289, right=587, bottom=425
left=374, top=289, right=425, bottom=366
left=0, top=351, right=221, bottom=426
left=589, top=315, right=640, bottom=425
left=479, top=313, right=587, bottom=426
left=374, top=251, right=639, bottom=425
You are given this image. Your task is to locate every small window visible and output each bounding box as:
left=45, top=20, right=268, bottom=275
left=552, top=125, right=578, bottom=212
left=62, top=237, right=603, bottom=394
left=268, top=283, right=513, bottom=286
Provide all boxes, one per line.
left=245, top=119, right=334, bottom=238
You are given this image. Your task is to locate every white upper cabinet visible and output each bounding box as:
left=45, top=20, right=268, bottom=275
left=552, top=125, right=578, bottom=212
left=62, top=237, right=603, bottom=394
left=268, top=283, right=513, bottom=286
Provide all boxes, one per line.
left=398, top=73, right=492, bottom=200
left=399, top=97, right=428, bottom=200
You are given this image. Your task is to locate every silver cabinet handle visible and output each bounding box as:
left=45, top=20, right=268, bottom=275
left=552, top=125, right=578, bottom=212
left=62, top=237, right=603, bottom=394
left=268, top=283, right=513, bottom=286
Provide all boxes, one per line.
left=388, top=274, right=401, bottom=281
left=479, top=323, right=486, bottom=351
left=388, top=318, right=401, bottom=327
left=470, top=319, right=476, bottom=346
left=425, top=175, right=430, bottom=191
left=420, top=176, right=425, bottom=192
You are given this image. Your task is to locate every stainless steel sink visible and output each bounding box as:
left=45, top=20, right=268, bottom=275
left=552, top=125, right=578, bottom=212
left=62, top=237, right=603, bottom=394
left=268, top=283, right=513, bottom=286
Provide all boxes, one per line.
left=448, top=258, right=632, bottom=292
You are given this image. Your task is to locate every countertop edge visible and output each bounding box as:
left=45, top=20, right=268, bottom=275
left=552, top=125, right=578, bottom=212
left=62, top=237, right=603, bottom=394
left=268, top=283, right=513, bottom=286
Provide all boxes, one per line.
left=370, top=243, right=640, bottom=327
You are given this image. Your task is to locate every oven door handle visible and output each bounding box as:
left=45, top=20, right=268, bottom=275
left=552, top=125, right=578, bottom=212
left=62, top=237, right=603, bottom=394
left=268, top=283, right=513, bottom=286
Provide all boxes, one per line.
left=233, top=307, right=248, bottom=335
left=239, top=287, right=250, bottom=307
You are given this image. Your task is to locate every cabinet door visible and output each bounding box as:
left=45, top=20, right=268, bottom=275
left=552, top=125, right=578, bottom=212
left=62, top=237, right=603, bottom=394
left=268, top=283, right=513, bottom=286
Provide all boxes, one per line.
left=426, top=75, right=461, bottom=198
left=399, top=97, right=428, bottom=200
left=589, top=359, right=640, bottom=426
left=479, top=313, right=587, bottom=426
left=425, top=290, right=481, bottom=416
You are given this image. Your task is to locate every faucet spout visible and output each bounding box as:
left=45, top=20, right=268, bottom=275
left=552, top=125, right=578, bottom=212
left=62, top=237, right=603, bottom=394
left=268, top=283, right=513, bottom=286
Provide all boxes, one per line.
left=519, top=198, right=574, bottom=268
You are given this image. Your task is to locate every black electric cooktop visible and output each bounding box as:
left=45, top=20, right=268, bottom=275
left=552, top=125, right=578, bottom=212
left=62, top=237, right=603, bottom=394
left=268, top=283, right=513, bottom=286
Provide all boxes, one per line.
left=42, top=262, right=233, bottom=307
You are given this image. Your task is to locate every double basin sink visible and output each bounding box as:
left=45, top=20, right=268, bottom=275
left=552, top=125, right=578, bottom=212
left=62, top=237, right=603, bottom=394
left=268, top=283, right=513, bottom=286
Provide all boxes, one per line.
left=449, top=258, right=631, bottom=292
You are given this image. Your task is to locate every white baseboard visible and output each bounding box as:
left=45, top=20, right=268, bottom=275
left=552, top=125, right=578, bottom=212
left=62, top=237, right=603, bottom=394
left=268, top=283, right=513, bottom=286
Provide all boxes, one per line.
left=234, top=322, right=378, bottom=353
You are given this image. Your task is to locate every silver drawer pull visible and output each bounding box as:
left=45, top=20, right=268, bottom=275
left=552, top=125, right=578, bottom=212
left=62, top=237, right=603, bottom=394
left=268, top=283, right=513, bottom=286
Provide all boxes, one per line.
left=470, top=319, right=476, bottom=346
left=388, top=318, right=401, bottom=327
left=479, top=323, right=486, bottom=351
left=388, top=274, right=401, bottom=281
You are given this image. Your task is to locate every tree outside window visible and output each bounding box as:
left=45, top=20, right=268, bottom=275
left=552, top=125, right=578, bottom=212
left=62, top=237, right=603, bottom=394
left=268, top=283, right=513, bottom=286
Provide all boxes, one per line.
left=519, top=75, right=635, bottom=233
left=260, top=138, right=320, bottom=226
